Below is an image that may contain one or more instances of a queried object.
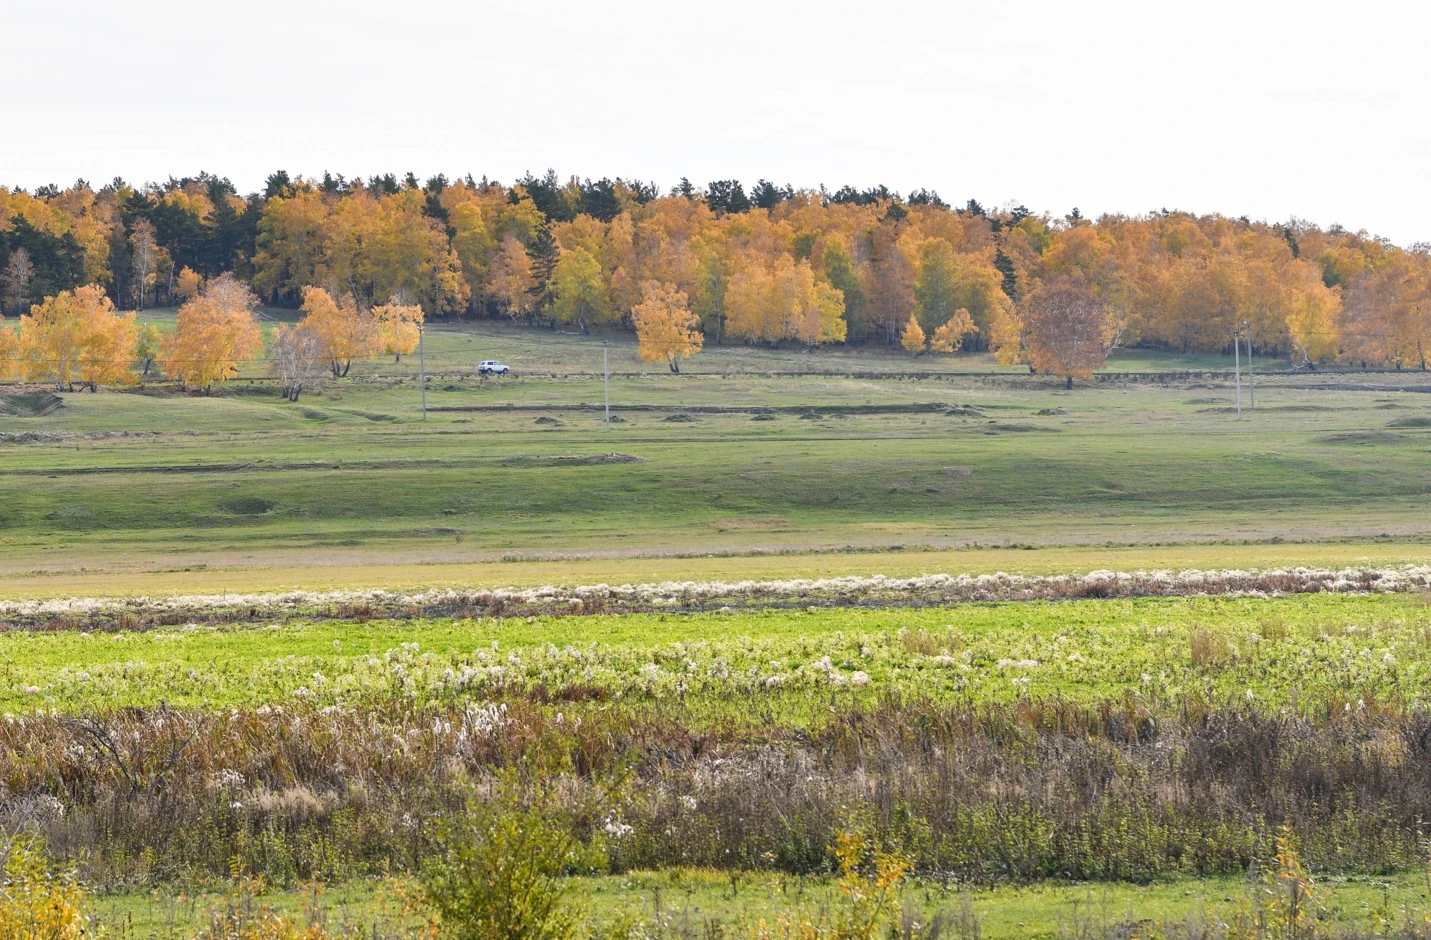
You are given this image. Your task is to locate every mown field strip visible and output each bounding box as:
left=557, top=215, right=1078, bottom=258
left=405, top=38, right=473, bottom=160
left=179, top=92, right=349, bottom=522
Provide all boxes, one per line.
left=3, top=565, right=1428, bottom=633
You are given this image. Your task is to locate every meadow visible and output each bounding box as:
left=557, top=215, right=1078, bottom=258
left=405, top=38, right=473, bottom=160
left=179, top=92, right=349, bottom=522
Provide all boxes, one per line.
left=3, top=587, right=1431, bottom=935
left=2, top=317, right=1430, bottom=597
left=3, top=320, right=1431, bottom=937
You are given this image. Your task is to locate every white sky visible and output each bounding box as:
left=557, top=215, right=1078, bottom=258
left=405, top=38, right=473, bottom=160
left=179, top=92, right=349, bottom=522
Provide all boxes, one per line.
left=7, top=0, right=1429, bottom=245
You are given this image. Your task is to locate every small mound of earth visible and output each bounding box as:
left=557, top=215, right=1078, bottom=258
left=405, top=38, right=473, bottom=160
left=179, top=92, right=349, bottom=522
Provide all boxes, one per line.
left=663, top=413, right=694, bottom=422
left=0, top=431, right=67, bottom=444
left=944, top=405, right=984, bottom=417
left=219, top=496, right=276, bottom=515
left=607, top=415, right=627, bottom=423
left=1036, top=408, right=1069, bottom=416
left=504, top=453, right=646, bottom=467
left=533, top=416, right=563, bottom=425
left=751, top=413, right=777, bottom=421
left=1315, top=431, right=1404, bottom=446
left=0, top=393, right=64, bottom=417
left=984, top=423, right=1051, bottom=433
left=1386, top=415, right=1431, bottom=428
left=941, top=466, right=972, bottom=476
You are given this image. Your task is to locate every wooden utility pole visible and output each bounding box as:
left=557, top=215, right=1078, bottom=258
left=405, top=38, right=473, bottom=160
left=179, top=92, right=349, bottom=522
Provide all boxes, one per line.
left=603, top=340, right=610, bottom=430
left=418, top=325, right=427, bottom=421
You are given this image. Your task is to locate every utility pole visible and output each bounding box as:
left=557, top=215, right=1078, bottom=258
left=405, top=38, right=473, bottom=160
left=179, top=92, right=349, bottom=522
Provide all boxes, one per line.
left=1244, top=321, right=1254, bottom=409
left=418, top=325, right=427, bottom=421
left=603, top=340, right=610, bottom=431
left=1233, top=327, right=1242, bottom=420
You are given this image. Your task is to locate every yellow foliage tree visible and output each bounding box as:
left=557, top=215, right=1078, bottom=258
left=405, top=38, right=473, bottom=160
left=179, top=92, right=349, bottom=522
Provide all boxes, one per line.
left=488, top=235, right=535, bottom=320
left=161, top=273, right=264, bottom=392
left=0, top=317, right=13, bottom=381
left=550, top=246, right=609, bottom=333
left=1344, top=251, right=1429, bottom=369
left=18, top=284, right=138, bottom=391
left=724, top=260, right=779, bottom=344
left=300, top=285, right=380, bottom=377
left=252, top=186, right=329, bottom=302
left=174, top=266, right=204, bottom=302
left=1014, top=277, right=1114, bottom=388
left=631, top=280, right=703, bottom=373
left=929, top=307, right=977, bottom=353
left=372, top=300, right=424, bottom=361
left=900, top=314, right=926, bottom=354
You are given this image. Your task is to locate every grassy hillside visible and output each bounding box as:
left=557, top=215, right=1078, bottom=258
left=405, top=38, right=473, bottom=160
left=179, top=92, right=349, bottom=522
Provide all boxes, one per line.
left=1, top=318, right=1428, bottom=595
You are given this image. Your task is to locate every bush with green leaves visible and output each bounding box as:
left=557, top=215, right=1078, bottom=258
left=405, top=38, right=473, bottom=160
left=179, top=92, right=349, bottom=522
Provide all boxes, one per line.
left=419, top=766, right=611, bottom=940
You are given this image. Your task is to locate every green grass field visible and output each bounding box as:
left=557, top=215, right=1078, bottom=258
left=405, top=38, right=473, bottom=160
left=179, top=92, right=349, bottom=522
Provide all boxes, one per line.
left=8, top=593, right=1430, bottom=715
left=2, top=318, right=1429, bottom=597
left=85, top=868, right=1431, bottom=939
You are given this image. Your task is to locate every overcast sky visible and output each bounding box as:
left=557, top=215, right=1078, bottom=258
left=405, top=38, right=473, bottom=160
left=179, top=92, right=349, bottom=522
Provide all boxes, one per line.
left=7, top=0, right=1429, bottom=245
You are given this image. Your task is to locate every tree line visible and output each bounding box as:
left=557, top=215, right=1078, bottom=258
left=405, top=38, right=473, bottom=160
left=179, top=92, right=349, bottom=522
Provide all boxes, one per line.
left=2, top=171, right=1429, bottom=386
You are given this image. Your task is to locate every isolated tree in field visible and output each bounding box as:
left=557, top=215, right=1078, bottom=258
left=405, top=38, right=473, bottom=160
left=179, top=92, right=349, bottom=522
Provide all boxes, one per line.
left=134, top=322, right=161, bottom=377
left=1009, top=277, right=1114, bottom=388
left=3, top=247, right=34, bottom=315
left=270, top=322, right=328, bottom=401
left=928, top=308, right=977, bottom=353
left=550, top=246, right=607, bottom=333
left=128, top=220, right=160, bottom=310
left=161, top=273, right=263, bottom=392
left=631, top=280, right=703, bottom=372
left=18, top=285, right=138, bottom=391
left=900, top=314, right=927, bottom=354
left=300, top=285, right=379, bottom=376
left=373, top=299, right=424, bottom=361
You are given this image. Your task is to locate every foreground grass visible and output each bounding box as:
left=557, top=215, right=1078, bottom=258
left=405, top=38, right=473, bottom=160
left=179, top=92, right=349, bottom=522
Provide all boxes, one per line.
left=88, top=869, right=1431, bottom=939
left=7, top=590, right=1429, bottom=922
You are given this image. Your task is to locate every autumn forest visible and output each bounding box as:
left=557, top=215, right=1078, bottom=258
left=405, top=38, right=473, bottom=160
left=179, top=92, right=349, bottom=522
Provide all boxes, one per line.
left=1, top=170, right=1428, bottom=394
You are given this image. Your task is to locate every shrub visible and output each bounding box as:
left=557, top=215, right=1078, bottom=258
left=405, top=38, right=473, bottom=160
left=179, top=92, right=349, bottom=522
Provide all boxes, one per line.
left=1190, top=627, right=1234, bottom=666
left=901, top=627, right=963, bottom=656
left=195, top=874, right=332, bottom=939
left=419, top=771, right=606, bottom=940
left=1260, top=614, right=1289, bottom=643
left=740, top=825, right=909, bottom=940
left=0, top=839, right=91, bottom=940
